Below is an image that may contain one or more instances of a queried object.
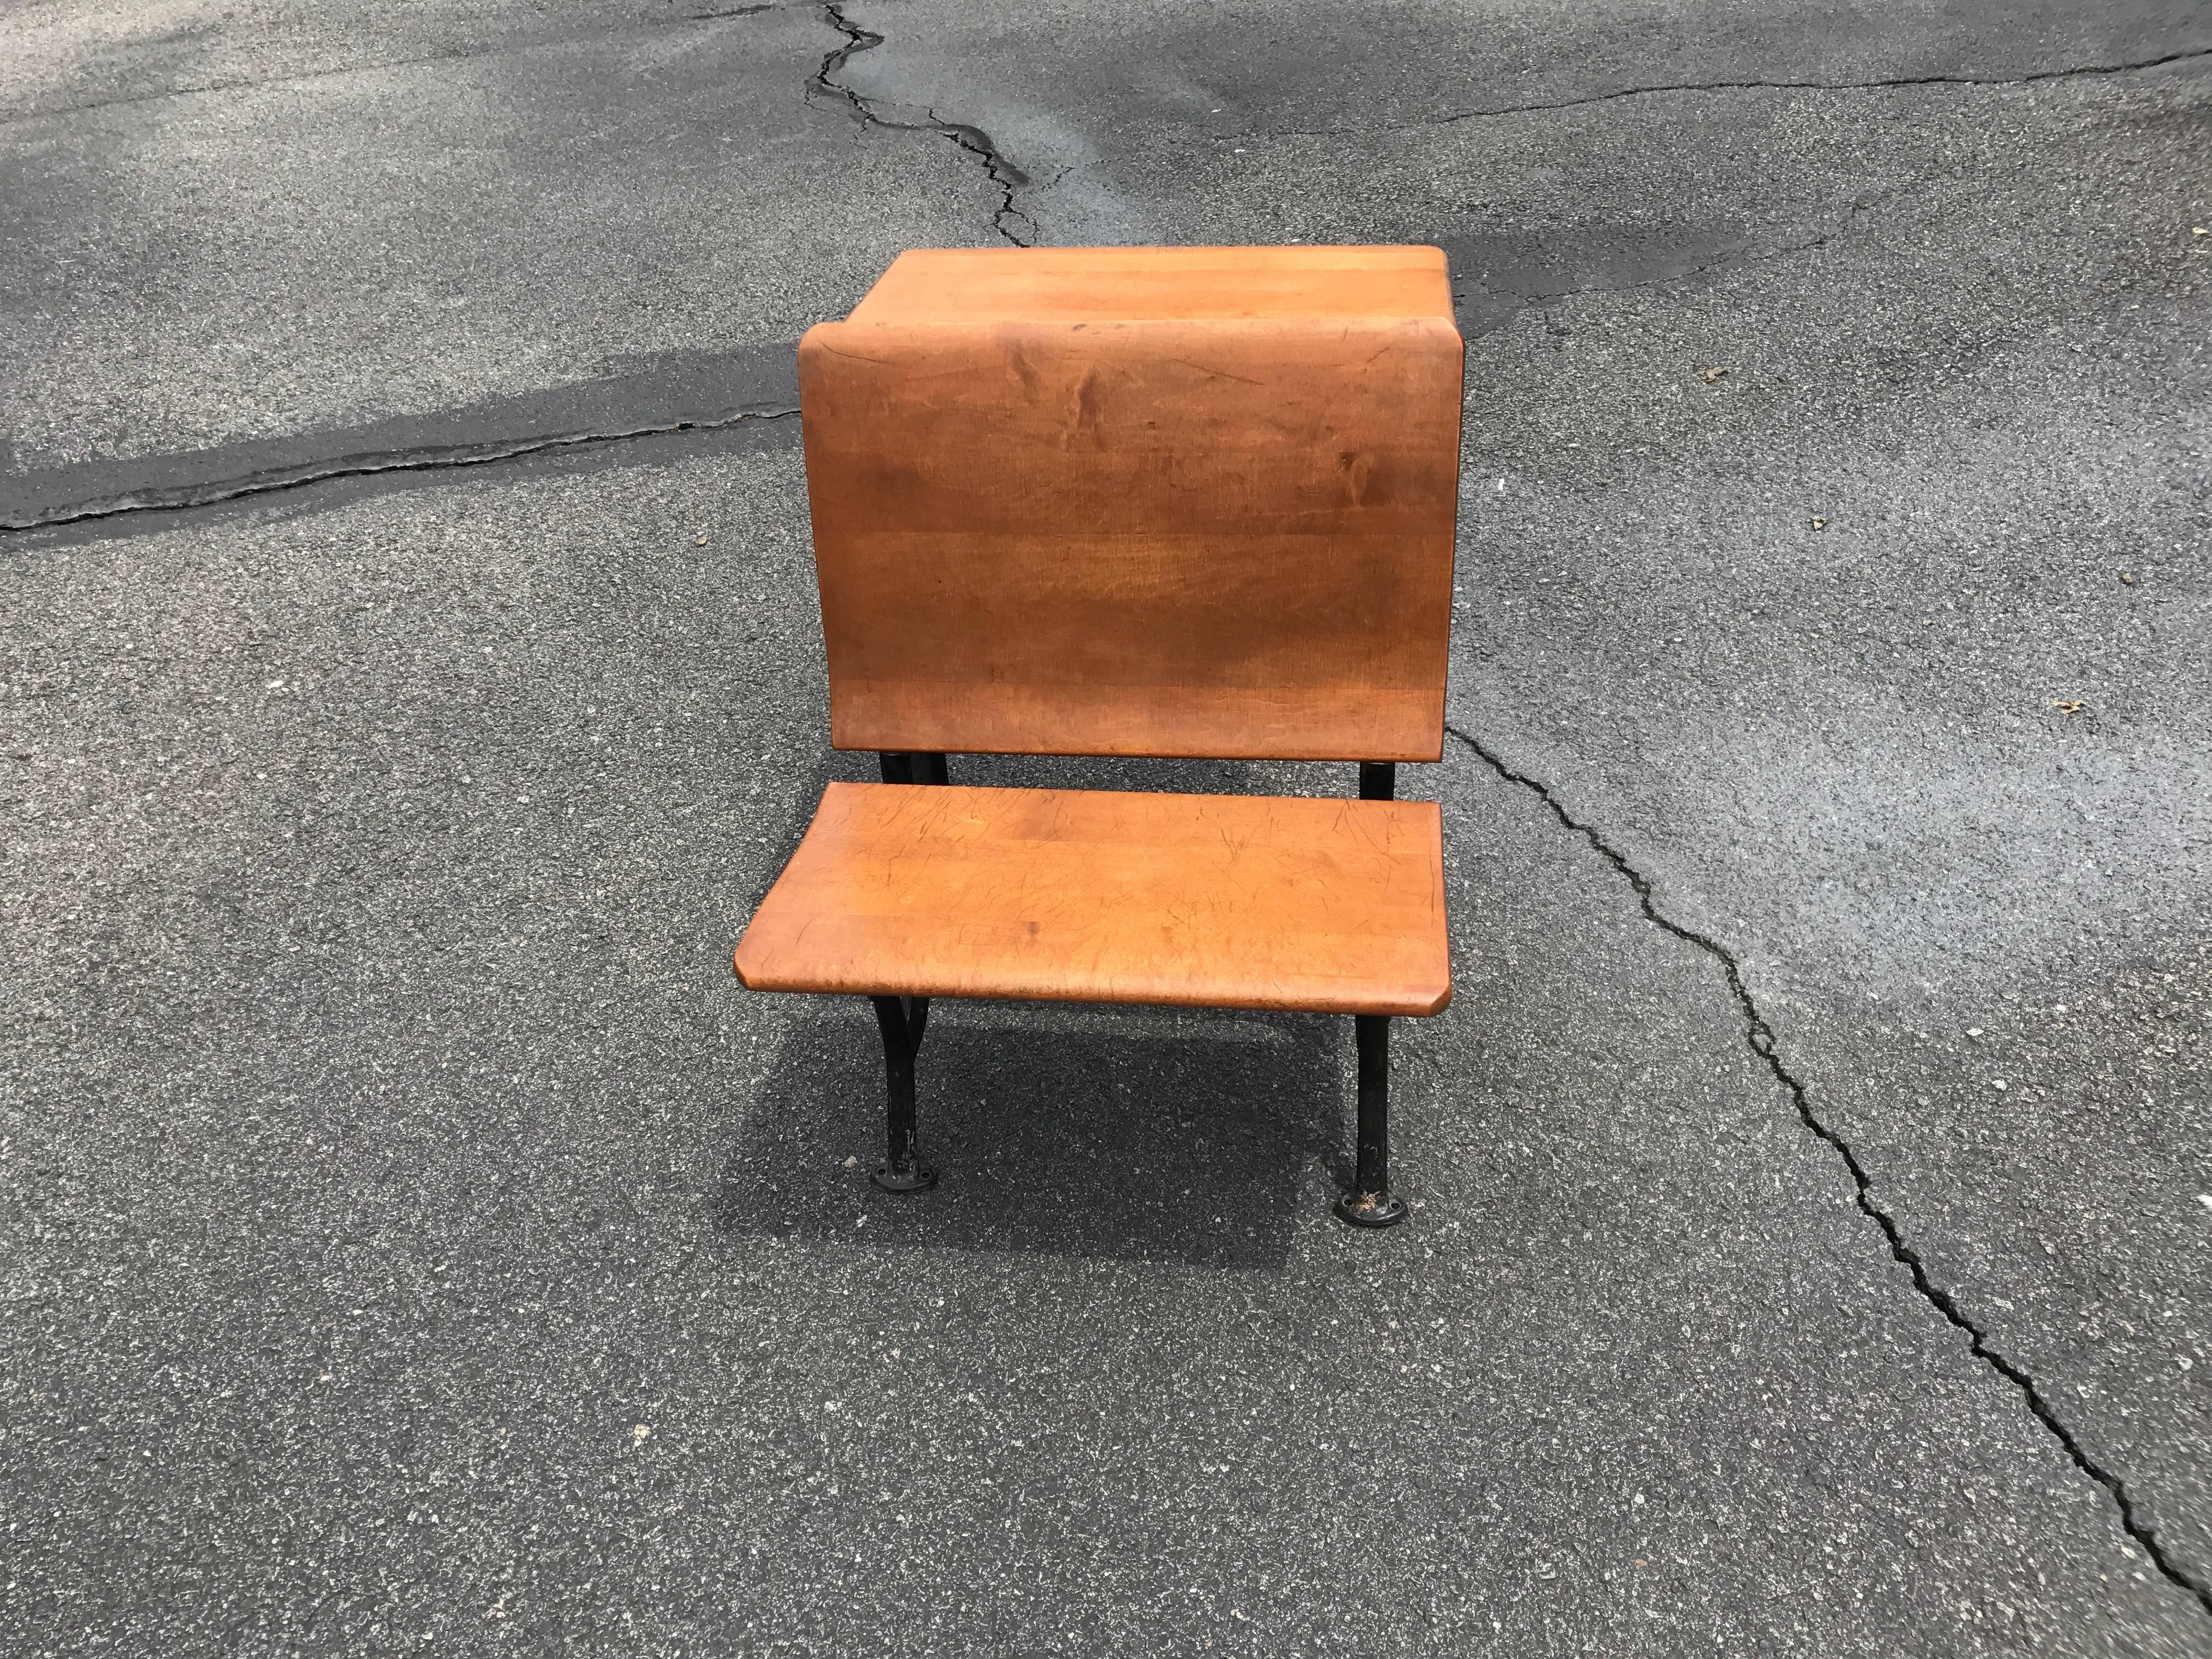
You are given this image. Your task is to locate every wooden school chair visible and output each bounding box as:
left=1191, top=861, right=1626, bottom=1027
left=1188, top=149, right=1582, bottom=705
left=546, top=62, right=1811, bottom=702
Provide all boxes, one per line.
left=734, top=244, right=1463, bottom=1227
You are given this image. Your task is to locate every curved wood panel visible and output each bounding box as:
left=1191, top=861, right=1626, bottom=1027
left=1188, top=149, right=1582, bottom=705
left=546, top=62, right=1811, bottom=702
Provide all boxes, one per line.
left=735, top=782, right=1452, bottom=1017
left=798, top=245, right=1464, bottom=761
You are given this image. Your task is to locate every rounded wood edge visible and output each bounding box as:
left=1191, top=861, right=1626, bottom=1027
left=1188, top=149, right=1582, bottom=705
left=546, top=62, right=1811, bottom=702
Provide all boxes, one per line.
left=720, top=980, right=1455, bottom=1017
left=819, top=729, right=1453, bottom=763
left=732, top=934, right=786, bottom=990
left=1415, top=307, right=1465, bottom=353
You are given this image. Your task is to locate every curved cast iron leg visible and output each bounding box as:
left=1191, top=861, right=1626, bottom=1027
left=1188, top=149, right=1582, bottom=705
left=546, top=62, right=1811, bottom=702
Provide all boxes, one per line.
left=869, top=994, right=937, bottom=1193
left=1335, top=1013, right=1408, bottom=1227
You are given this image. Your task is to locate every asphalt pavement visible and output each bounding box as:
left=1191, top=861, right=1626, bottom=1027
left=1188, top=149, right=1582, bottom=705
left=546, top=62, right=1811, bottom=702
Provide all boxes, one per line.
left=3, top=2, right=2208, bottom=1654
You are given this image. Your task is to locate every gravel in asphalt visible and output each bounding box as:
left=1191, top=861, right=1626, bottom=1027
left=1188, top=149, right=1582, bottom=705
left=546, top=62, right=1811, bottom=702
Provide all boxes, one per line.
left=3, top=0, right=2209, bottom=1651
left=4, top=449, right=2204, bottom=1651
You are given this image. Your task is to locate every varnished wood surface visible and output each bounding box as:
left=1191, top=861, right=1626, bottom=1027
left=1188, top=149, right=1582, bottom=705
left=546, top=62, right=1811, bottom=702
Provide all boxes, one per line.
left=845, top=244, right=1455, bottom=324
left=799, top=244, right=1464, bottom=762
left=733, top=782, right=1452, bottom=1017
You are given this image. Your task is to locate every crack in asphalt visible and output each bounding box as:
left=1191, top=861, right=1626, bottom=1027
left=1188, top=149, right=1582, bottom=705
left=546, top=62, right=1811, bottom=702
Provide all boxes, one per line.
left=1277, top=45, right=2212, bottom=137
left=807, top=3, right=1035, bottom=246
left=0, top=408, right=798, bottom=536
left=1444, top=720, right=2212, bottom=1620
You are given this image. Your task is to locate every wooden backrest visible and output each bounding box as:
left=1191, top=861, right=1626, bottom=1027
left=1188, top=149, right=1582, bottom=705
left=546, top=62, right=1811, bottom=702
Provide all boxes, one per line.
left=797, top=246, right=1464, bottom=762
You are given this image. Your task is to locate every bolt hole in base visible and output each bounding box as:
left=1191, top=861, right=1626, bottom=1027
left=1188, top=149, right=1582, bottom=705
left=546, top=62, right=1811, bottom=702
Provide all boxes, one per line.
left=1334, top=1190, right=1408, bottom=1229
left=871, top=1161, right=938, bottom=1194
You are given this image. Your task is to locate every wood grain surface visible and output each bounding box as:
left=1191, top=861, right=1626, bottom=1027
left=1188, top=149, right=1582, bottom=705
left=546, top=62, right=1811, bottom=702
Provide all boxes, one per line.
left=844, top=244, right=1457, bottom=324
left=734, top=782, right=1452, bottom=1016
left=798, top=244, right=1464, bottom=762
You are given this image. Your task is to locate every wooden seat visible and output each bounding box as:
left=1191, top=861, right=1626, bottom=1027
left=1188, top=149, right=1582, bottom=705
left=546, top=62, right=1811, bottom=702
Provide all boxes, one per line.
left=733, top=244, right=1465, bottom=1226
left=735, top=782, right=1451, bottom=1017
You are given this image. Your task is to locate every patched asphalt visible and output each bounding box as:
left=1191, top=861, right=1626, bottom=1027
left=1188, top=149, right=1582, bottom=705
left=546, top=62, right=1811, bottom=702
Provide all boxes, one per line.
left=3, top=2, right=2208, bottom=1654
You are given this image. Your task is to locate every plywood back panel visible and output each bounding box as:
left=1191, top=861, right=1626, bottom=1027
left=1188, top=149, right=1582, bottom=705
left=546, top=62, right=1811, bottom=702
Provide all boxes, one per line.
left=799, top=245, right=1464, bottom=761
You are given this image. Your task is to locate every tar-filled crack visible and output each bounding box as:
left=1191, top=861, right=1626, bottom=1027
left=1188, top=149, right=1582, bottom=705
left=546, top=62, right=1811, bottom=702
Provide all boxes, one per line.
left=1278, top=45, right=2212, bottom=137
left=1444, top=720, right=2212, bottom=1619
left=808, top=4, right=1035, bottom=246
left=0, top=408, right=797, bottom=535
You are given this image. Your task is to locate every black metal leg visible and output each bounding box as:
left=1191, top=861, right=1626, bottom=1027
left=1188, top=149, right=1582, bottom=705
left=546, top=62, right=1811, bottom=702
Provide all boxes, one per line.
left=1359, top=761, right=1396, bottom=802
left=867, top=754, right=941, bottom=1188
left=869, top=995, right=937, bottom=1193
left=1334, top=1013, right=1407, bottom=1227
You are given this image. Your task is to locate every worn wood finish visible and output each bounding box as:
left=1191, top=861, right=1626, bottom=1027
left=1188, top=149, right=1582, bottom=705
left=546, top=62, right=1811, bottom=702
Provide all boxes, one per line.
left=734, top=782, right=1452, bottom=1017
left=844, top=244, right=1458, bottom=324
left=799, top=244, right=1464, bottom=762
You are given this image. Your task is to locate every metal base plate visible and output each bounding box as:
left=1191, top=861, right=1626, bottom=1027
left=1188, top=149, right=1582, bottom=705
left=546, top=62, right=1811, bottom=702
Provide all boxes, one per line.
left=871, top=1161, right=938, bottom=1193
left=1333, top=1190, right=1408, bottom=1229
